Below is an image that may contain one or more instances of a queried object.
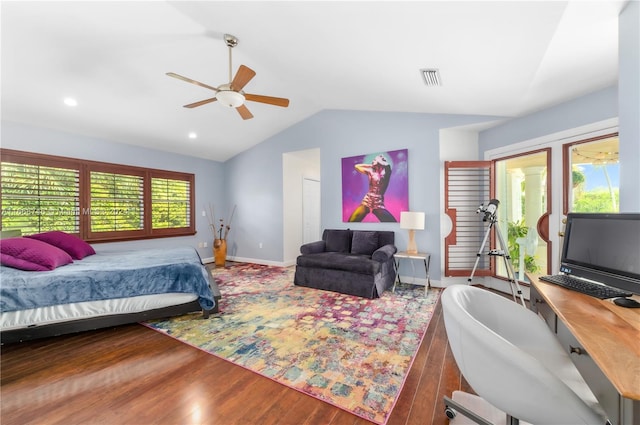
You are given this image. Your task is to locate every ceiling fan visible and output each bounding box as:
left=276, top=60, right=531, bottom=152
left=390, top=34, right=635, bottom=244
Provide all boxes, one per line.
left=166, top=34, right=289, bottom=120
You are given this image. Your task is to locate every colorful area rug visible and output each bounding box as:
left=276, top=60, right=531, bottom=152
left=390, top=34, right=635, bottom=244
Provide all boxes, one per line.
left=145, top=263, right=441, bottom=424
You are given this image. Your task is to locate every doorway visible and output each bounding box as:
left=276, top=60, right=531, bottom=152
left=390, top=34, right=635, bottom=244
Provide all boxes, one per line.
left=282, top=148, right=321, bottom=265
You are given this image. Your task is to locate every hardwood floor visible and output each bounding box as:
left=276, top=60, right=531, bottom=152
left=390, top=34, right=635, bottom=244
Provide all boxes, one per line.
left=1, top=298, right=472, bottom=425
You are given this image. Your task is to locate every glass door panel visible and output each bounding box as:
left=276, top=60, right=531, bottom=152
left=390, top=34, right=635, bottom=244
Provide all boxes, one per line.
left=564, top=134, right=619, bottom=214
left=494, top=149, right=550, bottom=281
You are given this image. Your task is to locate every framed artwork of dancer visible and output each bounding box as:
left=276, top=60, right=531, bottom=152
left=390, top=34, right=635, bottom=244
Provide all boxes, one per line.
left=341, top=149, right=409, bottom=223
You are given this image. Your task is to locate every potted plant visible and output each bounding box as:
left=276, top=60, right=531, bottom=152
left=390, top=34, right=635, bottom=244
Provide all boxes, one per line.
left=507, top=219, right=539, bottom=274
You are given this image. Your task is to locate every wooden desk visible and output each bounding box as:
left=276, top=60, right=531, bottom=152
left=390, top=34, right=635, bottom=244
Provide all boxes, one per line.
left=528, top=274, right=640, bottom=424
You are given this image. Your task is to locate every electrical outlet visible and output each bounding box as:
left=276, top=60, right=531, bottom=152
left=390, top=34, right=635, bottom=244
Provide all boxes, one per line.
left=203, top=242, right=208, bottom=248
left=259, top=242, right=263, bottom=249
left=202, top=210, right=206, bottom=216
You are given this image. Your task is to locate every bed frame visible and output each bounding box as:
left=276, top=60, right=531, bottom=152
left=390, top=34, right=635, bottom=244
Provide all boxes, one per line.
left=1, top=283, right=222, bottom=344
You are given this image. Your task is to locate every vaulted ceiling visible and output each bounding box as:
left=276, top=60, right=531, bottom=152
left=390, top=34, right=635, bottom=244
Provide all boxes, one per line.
left=1, top=1, right=626, bottom=161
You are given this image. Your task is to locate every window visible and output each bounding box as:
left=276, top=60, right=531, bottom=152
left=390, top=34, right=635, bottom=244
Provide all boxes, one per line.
left=563, top=133, right=619, bottom=214
left=0, top=149, right=195, bottom=242
left=151, top=177, right=191, bottom=230
left=1, top=162, right=80, bottom=234
left=89, top=170, right=145, bottom=238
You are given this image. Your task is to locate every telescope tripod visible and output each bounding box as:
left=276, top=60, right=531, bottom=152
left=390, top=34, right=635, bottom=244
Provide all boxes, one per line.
left=468, top=214, right=526, bottom=307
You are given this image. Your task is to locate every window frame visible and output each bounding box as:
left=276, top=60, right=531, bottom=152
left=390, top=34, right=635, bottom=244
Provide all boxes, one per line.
left=1, top=148, right=195, bottom=243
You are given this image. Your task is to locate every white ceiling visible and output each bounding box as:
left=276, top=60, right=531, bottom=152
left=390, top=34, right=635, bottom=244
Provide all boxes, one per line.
left=1, top=1, right=626, bottom=162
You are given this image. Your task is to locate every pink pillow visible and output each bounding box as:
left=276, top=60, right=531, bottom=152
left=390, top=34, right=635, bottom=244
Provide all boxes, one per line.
left=26, top=231, right=95, bottom=260
left=1, top=237, right=73, bottom=271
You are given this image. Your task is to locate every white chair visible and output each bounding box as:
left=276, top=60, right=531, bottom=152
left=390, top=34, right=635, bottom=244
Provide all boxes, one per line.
left=441, top=284, right=607, bottom=425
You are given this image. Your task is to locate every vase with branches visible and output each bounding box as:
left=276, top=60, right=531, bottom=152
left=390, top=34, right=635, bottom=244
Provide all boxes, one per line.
left=207, top=204, right=236, bottom=267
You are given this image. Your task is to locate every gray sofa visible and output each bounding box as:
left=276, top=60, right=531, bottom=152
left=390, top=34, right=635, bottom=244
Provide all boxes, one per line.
left=294, top=229, right=397, bottom=299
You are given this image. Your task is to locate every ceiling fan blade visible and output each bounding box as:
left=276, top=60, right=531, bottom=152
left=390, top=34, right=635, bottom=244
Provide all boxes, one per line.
left=184, top=97, right=217, bottom=108
left=166, top=72, right=219, bottom=92
left=231, top=65, right=256, bottom=91
left=244, top=93, right=290, bottom=108
left=236, top=104, right=254, bottom=120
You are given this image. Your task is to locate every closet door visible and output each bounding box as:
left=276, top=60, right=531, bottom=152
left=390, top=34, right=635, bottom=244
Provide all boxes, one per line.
left=302, top=178, right=321, bottom=244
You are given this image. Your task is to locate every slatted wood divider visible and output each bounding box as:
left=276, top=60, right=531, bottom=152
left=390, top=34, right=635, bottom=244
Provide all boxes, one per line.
left=444, top=161, right=493, bottom=277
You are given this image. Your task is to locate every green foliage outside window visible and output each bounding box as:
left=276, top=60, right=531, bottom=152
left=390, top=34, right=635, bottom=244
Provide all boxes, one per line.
left=151, top=178, right=190, bottom=229
left=507, top=219, right=540, bottom=273
left=574, top=189, right=620, bottom=212
left=90, top=172, right=144, bottom=232
left=571, top=166, right=619, bottom=213
left=1, top=162, right=79, bottom=235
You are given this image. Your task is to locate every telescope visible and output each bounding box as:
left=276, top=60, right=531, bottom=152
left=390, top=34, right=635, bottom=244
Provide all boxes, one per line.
left=476, top=199, right=500, bottom=222
left=469, top=198, right=525, bottom=306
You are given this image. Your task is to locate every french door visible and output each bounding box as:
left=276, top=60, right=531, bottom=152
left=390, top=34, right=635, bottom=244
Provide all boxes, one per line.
left=444, top=150, right=552, bottom=280
left=444, top=123, right=619, bottom=288
left=493, top=148, right=551, bottom=281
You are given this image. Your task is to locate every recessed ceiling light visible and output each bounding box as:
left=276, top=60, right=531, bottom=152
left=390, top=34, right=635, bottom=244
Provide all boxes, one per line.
left=188, top=132, right=197, bottom=139
left=63, top=97, right=78, bottom=107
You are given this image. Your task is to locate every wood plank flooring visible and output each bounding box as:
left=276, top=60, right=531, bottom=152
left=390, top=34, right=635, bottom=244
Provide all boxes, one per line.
left=1, top=297, right=473, bottom=425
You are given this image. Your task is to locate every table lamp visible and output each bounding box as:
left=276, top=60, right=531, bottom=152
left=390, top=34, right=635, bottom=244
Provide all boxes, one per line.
left=400, top=211, right=425, bottom=255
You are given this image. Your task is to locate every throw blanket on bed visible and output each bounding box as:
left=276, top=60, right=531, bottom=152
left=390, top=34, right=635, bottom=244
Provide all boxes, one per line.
left=0, top=247, right=215, bottom=313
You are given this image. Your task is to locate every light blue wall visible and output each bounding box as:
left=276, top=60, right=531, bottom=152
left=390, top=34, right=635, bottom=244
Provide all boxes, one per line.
left=225, top=110, right=500, bottom=279
left=0, top=121, right=225, bottom=259
left=477, top=86, right=618, bottom=152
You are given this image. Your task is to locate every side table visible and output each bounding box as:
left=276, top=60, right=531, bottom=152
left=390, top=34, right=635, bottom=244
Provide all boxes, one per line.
left=393, top=251, right=431, bottom=295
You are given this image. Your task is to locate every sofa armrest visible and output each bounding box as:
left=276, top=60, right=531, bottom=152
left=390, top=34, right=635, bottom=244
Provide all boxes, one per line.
left=372, top=244, right=397, bottom=262
left=300, top=240, right=326, bottom=255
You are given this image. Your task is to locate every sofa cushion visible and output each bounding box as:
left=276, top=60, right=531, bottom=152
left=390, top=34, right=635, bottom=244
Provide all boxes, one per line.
left=325, top=229, right=351, bottom=253
left=351, top=231, right=379, bottom=256
left=297, top=252, right=381, bottom=275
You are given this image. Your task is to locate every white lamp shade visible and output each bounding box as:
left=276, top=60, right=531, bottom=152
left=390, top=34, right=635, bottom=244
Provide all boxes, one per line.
left=400, top=211, right=425, bottom=230
left=216, top=90, right=245, bottom=108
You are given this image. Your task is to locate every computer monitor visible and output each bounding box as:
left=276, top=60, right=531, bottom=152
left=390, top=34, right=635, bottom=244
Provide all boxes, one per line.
left=560, top=212, right=640, bottom=296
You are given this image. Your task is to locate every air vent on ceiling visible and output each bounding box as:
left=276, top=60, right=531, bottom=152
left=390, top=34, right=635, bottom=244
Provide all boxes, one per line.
left=420, top=68, right=442, bottom=86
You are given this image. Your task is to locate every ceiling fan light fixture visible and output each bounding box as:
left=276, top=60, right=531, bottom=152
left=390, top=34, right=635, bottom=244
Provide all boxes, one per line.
left=216, top=90, right=245, bottom=108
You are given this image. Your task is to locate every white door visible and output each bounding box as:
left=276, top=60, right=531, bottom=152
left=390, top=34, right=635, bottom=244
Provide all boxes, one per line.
left=302, top=178, right=321, bottom=243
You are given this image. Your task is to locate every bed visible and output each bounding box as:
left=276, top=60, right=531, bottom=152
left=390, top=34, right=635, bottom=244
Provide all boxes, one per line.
left=0, top=240, right=219, bottom=344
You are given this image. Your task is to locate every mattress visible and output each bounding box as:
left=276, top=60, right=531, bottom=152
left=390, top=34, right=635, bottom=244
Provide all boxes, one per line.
left=0, top=293, right=198, bottom=331
left=0, top=246, right=215, bottom=312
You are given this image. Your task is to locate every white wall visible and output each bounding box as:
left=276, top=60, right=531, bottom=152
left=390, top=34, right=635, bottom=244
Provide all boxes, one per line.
left=618, top=0, right=640, bottom=212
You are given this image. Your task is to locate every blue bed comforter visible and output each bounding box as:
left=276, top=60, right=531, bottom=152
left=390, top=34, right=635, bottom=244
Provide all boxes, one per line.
left=0, top=246, right=215, bottom=313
